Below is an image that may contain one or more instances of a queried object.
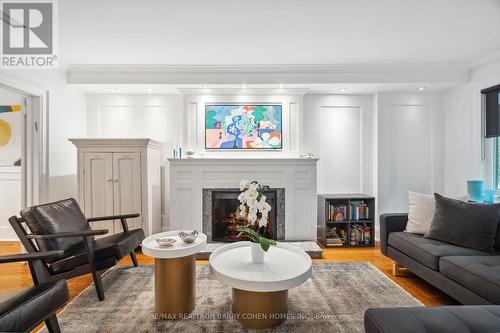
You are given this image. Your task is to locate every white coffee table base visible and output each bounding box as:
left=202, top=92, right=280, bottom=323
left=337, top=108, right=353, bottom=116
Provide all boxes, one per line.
left=232, top=288, right=288, bottom=329
left=209, top=241, right=312, bottom=329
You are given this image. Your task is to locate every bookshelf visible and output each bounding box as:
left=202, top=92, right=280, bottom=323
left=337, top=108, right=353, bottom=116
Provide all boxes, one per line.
left=317, top=194, right=375, bottom=248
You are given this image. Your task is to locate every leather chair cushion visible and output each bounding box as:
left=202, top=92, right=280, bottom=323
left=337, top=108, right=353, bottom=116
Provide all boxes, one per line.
left=48, top=229, right=145, bottom=274
left=440, top=256, right=500, bottom=304
left=364, top=305, right=500, bottom=333
left=20, top=198, right=92, bottom=258
left=0, top=280, right=68, bottom=332
left=388, top=231, right=489, bottom=270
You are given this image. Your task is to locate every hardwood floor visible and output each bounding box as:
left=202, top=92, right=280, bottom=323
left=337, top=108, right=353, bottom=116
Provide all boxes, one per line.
left=0, top=240, right=456, bottom=309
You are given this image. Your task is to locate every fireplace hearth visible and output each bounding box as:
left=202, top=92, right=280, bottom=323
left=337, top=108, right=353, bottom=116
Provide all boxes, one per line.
left=202, top=188, right=285, bottom=242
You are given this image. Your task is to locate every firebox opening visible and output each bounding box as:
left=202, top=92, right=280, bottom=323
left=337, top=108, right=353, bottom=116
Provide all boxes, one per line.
left=211, top=189, right=278, bottom=242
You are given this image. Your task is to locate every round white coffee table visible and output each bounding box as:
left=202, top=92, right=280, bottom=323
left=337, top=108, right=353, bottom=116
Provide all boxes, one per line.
left=142, top=231, right=207, bottom=318
left=209, top=241, right=312, bottom=328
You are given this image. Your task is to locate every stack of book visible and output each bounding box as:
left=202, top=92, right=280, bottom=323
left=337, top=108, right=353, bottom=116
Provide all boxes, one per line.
left=349, top=223, right=372, bottom=245
left=327, top=203, right=347, bottom=221
left=349, top=200, right=370, bottom=220
left=326, top=225, right=347, bottom=246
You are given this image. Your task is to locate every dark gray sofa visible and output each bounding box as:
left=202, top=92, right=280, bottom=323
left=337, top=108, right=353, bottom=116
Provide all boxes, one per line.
left=364, top=213, right=500, bottom=333
left=365, top=305, right=500, bottom=333
left=379, top=213, right=500, bottom=305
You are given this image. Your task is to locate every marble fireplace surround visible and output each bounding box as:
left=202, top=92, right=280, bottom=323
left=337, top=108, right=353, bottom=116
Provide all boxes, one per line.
left=202, top=188, right=286, bottom=242
left=167, top=158, right=318, bottom=240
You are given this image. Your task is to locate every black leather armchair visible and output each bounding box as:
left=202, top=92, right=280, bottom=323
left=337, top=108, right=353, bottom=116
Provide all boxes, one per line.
left=0, top=250, right=69, bottom=333
left=9, top=198, right=146, bottom=301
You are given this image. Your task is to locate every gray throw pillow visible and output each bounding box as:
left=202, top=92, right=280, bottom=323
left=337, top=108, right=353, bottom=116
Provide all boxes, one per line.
left=425, top=193, right=500, bottom=251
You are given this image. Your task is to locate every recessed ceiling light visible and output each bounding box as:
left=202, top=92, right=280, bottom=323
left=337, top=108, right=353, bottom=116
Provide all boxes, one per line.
left=202, top=85, right=209, bottom=90
left=279, top=84, right=285, bottom=89
left=340, top=88, right=347, bottom=92
left=108, top=88, right=116, bottom=92
left=146, top=88, right=154, bottom=92
left=241, top=84, right=247, bottom=89
left=418, top=86, right=426, bottom=91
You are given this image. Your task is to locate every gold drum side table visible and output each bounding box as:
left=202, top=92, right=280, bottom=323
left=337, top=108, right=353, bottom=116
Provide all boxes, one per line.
left=142, top=231, right=207, bottom=319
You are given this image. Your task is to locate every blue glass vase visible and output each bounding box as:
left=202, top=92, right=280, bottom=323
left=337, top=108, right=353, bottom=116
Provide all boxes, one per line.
left=467, top=180, right=484, bottom=202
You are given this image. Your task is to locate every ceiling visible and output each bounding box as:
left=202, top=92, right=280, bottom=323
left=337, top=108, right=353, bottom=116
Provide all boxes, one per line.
left=59, top=0, right=500, bottom=66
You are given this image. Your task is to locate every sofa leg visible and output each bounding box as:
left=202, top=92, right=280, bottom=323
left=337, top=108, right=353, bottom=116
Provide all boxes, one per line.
left=45, top=314, right=61, bottom=333
left=130, top=251, right=139, bottom=267
left=392, top=262, right=409, bottom=276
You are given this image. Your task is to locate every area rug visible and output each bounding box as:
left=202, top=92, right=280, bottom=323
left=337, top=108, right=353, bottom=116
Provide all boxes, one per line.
left=42, top=263, right=422, bottom=332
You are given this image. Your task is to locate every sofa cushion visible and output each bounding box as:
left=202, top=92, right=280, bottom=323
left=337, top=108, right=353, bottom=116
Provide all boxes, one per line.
left=364, top=305, right=500, bottom=333
left=425, top=193, right=500, bottom=252
left=440, top=256, right=500, bottom=304
left=388, top=232, right=489, bottom=270
left=20, top=198, right=92, bottom=258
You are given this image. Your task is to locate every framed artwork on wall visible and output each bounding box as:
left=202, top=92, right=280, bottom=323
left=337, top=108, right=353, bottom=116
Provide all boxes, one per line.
left=0, top=105, right=22, bottom=166
left=205, top=104, right=282, bottom=150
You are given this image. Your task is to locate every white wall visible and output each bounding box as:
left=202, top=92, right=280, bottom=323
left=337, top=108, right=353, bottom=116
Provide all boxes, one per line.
left=1, top=70, right=87, bottom=205
left=443, top=57, right=500, bottom=195
left=86, top=94, right=182, bottom=154
left=0, top=87, right=25, bottom=239
left=443, top=83, right=475, bottom=195
left=303, top=95, right=375, bottom=195
left=377, top=92, right=445, bottom=218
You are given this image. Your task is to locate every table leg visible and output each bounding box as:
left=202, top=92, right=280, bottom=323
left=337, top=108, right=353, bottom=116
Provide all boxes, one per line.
left=155, top=255, right=195, bottom=318
left=232, top=288, right=288, bottom=329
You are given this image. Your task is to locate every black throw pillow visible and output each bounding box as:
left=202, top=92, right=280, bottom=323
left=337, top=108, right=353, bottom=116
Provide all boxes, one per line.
left=424, top=193, right=500, bottom=251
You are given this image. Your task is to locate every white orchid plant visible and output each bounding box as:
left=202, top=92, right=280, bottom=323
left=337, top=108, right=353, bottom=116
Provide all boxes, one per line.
left=236, top=180, right=276, bottom=252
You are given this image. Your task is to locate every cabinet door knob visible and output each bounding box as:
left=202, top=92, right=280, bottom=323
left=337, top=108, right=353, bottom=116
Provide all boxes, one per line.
left=107, top=179, right=113, bottom=182
left=114, top=179, right=119, bottom=182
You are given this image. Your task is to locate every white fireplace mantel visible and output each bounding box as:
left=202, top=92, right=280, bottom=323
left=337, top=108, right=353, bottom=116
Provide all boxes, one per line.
left=167, top=157, right=318, bottom=240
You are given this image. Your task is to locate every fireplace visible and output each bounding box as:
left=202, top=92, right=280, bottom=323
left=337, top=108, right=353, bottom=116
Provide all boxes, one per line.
left=202, top=188, right=286, bottom=242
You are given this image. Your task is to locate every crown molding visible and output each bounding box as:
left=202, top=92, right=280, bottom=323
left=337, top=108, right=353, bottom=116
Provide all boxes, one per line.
left=469, top=50, right=500, bottom=70
left=176, top=87, right=309, bottom=96
left=67, top=63, right=469, bottom=85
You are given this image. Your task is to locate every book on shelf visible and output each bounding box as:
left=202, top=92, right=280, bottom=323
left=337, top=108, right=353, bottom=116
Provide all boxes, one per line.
left=327, top=202, right=347, bottom=221
left=349, top=223, right=372, bottom=245
left=326, top=225, right=348, bottom=245
left=326, top=238, right=343, bottom=246
left=349, top=200, right=370, bottom=220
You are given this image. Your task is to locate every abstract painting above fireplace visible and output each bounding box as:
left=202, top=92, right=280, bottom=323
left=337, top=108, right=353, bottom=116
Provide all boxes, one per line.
left=202, top=188, right=285, bottom=242
left=205, top=105, right=283, bottom=150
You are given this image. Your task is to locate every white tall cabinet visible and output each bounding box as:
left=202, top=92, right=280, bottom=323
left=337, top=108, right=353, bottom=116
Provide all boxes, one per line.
left=69, top=138, right=161, bottom=236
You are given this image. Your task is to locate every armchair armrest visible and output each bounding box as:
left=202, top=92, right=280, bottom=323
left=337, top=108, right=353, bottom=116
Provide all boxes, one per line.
left=0, top=250, right=64, bottom=264
left=87, top=213, right=140, bottom=222
left=380, top=213, right=408, bottom=256
left=26, top=229, right=108, bottom=240
left=87, top=213, right=140, bottom=232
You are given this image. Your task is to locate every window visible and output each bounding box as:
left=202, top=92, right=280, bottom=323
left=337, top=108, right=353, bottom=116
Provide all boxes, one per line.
left=484, top=86, right=500, bottom=188
left=496, top=138, right=500, bottom=189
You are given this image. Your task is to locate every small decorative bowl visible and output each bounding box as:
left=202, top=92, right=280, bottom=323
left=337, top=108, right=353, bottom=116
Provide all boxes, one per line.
left=179, top=230, right=199, bottom=243
left=156, top=237, right=176, bottom=247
